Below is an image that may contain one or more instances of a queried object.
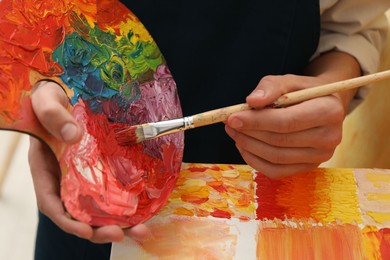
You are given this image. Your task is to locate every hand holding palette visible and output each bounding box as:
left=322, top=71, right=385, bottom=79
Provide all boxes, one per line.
left=0, top=0, right=184, bottom=226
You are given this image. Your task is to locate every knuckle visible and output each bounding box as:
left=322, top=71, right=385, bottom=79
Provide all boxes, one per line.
left=260, top=75, right=278, bottom=85
left=321, top=125, right=343, bottom=148
left=277, top=117, right=298, bottom=133
left=269, top=133, right=289, bottom=147
left=266, top=150, right=286, bottom=164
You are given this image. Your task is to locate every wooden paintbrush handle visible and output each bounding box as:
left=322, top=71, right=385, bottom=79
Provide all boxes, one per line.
left=273, top=69, right=390, bottom=107
left=192, top=103, right=251, bottom=127
left=191, top=69, right=390, bottom=128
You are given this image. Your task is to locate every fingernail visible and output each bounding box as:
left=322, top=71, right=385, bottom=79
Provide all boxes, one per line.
left=230, top=118, right=243, bottom=129
left=61, top=123, right=78, bottom=142
left=251, top=89, right=265, bottom=98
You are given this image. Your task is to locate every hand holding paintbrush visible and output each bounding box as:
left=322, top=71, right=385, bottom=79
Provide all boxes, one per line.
left=115, top=69, right=390, bottom=145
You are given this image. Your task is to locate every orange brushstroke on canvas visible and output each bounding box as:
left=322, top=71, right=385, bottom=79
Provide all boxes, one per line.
left=157, top=164, right=256, bottom=220
left=257, top=221, right=366, bottom=260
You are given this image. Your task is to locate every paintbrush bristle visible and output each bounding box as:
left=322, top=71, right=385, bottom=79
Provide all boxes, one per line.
left=115, top=125, right=145, bottom=145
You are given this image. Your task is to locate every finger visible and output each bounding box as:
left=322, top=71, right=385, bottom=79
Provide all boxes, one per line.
left=226, top=124, right=342, bottom=149
left=246, top=74, right=322, bottom=108
left=228, top=96, right=344, bottom=133
left=31, top=80, right=82, bottom=144
left=225, top=127, right=334, bottom=165
left=124, top=224, right=153, bottom=242
left=89, top=226, right=125, bottom=244
left=237, top=146, right=319, bottom=179
left=29, top=137, right=93, bottom=239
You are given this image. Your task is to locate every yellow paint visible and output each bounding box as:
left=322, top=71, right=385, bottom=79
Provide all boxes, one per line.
left=366, top=211, right=390, bottom=225
left=313, top=169, right=362, bottom=224
left=221, top=169, right=240, bottom=178
left=366, top=172, right=390, bottom=188
left=174, top=207, right=194, bottom=216
left=157, top=164, right=256, bottom=220
left=119, top=19, right=154, bottom=43
left=362, top=226, right=383, bottom=260
left=367, top=192, right=390, bottom=202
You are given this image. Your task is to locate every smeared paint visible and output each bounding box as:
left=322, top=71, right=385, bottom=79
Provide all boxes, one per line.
left=157, top=163, right=256, bottom=220
left=256, top=168, right=361, bottom=224
left=0, top=0, right=184, bottom=226
left=137, top=217, right=237, bottom=260
left=257, top=221, right=366, bottom=260
left=355, top=169, right=390, bottom=227
left=110, top=165, right=390, bottom=259
left=362, top=226, right=390, bottom=259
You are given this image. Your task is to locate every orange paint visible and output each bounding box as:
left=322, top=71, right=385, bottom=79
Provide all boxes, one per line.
left=157, top=164, right=256, bottom=220
left=363, top=227, right=390, bottom=259
left=257, top=221, right=365, bottom=260
left=256, top=168, right=360, bottom=224
left=139, top=217, right=237, bottom=259
left=255, top=170, right=319, bottom=220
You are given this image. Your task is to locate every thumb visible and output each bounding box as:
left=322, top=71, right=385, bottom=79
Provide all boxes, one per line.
left=31, top=81, right=82, bottom=144
left=246, top=74, right=313, bottom=108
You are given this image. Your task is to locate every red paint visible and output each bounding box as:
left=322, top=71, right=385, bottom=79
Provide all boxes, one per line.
left=255, top=173, right=286, bottom=220
left=207, top=181, right=228, bottom=193
left=187, top=165, right=221, bottom=173
left=239, top=216, right=250, bottom=221
left=211, top=208, right=231, bottom=219
left=96, top=0, right=133, bottom=35
left=379, top=228, right=390, bottom=259
left=255, top=170, right=318, bottom=221
left=180, top=194, right=209, bottom=205
left=61, top=100, right=182, bottom=226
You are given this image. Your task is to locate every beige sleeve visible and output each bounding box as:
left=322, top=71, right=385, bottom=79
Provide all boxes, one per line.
left=316, top=0, right=390, bottom=109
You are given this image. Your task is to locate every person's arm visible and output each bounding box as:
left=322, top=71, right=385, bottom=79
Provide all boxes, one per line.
left=318, top=0, right=390, bottom=109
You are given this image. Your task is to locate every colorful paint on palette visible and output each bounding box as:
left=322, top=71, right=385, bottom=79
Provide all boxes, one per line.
left=0, top=0, right=183, bottom=226
left=111, top=164, right=390, bottom=259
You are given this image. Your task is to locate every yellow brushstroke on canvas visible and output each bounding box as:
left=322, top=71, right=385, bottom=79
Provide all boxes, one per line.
left=361, top=226, right=383, bottom=260
left=366, top=211, right=390, bottom=225
left=366, top=171, right=390, bottom=188
left=357, top=170, right=390, bottom=226
left=367, top=193, right=390, bottom=202
left=314, top=169, right=361, bottom=223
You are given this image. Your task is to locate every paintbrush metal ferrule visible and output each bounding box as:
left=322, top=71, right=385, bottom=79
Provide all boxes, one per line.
left=141, top=116, right=194, bottom=141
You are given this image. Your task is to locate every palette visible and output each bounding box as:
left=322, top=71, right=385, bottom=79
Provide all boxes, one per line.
left=111, top=163, right=390, bottom=259
left=0, top=0, right=184, bottom=226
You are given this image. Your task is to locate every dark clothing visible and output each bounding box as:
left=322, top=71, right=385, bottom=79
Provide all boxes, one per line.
left=35, top=212, right=111, bottom=260
left=35, top=1, right=320, bottom=259
left=129, top=0, right=320, bottom=164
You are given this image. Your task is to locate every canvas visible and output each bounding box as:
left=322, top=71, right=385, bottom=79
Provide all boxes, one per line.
left=111, top=163, right=390, bottom=259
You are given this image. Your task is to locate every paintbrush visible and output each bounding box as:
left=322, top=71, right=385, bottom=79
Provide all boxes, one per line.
left=115, top=69, right=390, bottom=145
